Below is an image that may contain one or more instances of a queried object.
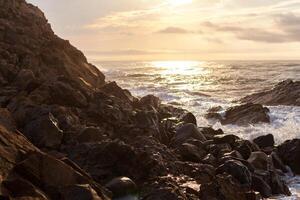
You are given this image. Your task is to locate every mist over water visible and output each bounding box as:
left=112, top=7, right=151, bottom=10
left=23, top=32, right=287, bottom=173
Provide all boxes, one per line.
left=97, top=60, right=300, bottom=199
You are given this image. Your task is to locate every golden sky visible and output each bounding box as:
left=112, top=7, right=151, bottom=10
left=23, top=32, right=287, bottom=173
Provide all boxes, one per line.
left=28, top=0, right=300, bottom=61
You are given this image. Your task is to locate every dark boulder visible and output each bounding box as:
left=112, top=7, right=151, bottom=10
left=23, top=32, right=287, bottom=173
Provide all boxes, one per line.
left=180, top=112, right=197, bottom=125
left=253, top=134, right=275, bottom=148
left=171, top=123, right=206, bottom=146
left=216, top=160, right=252, bottom=186
left=251, top=175, right=272, bottom=198
left=247, top=151, right=272, bottom=171
left=24, top=113, right=63, bottom=148
left=100, top=82, right=136, bottom=105
left=200, top=174, right=250, bottom=200
left=277, top=139, right=300, bottom=174
left=14, top=152, right=110, bottom=199
left=235, top=140, right=260, bottom=160
left=177, top=143, right=207, bottom=162
left=220, top=103, right=270, bottom=125
left=240, top=80, right=300, bottom=106
left=105, top=177, right=137, bottom=199
left=213, top=134, right=240, bottom=146
left=138, top=94, right=161, bottom=110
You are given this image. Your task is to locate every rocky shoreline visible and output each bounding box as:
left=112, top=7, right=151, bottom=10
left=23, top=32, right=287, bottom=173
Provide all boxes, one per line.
left=0, top=0, right=299, bottom=199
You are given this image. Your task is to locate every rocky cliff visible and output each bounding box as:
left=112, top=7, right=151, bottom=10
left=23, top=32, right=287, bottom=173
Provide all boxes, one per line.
left=0, top=0, right=298, bottom=199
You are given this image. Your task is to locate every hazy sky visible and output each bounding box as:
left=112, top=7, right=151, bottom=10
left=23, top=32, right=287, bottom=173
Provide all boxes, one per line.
left=27, top=0, right=300, bottom=61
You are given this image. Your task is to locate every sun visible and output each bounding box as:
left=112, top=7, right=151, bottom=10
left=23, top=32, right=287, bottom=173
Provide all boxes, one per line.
left=167, top=0, right=193, bottom=6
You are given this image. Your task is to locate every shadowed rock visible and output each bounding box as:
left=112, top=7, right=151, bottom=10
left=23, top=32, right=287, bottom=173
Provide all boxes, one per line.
left=240, top=80, right=300, bottom=106
left=206, top=103, right=270, bottom=125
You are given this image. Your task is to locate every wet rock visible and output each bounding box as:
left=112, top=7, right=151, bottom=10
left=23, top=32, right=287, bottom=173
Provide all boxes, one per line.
left=177, top=143, right=207, bottom=162
left=235, top=140, right=260, bottom=160
left=277, top=139, right=300, bottom=174
left=208, top=143, right=232, bottom=158
left=171, top=123, right=206, bottom=146
left=202, top=154, right=217, bottom=166
left=105, top=177, right=137, bottom=199
left=271, top=152, right=288, bottom=173
left=240, top=80, right=300, bottom=106
left=180, top=112, right=197, bottom=125
left=213, top=134, right=240, bottom=146
left=247, top=151, right=271, bottom=171
left=216, top=160, right=252, bottom=186
left=251, top=175, right=272, bottom=198
left=253, top=134, right=275, bottom=148
left=220, top=103, right=270, bottom=125
left=139, top=94, right=161, bottom=109
left=24, top=113, right=63, bottom=148
left=269, top=171, right=291, bottom=196
left=199, top=127, right=224, bottom=140
left=223, top=150, right=243, bottom=160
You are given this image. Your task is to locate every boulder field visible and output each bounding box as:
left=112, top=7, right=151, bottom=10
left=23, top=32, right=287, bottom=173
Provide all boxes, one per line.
left=0, top=0, right=299, bottom=199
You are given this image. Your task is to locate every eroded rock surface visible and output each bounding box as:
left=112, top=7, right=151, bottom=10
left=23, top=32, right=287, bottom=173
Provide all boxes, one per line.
left=240, top=80, right=300, bottom=106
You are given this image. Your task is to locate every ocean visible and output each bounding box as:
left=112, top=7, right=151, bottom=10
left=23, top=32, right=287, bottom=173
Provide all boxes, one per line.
left=96, top=60, right=300, bottom=199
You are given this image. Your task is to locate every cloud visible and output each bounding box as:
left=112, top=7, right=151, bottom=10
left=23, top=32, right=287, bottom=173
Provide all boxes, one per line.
left=157, top=26, right=192, bottom=34
left=201, top=13, right=300, bottom=43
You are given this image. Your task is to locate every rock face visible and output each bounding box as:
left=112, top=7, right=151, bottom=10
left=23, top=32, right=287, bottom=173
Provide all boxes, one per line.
left=0, top=0, right=296, bottom=199
left=240, top=80, right=300, bottom=106
left=0, top=0, right=105, bottom=89
left=277, top=139, right=300, bottom=174
left=206, top=103, right=270, bottom=125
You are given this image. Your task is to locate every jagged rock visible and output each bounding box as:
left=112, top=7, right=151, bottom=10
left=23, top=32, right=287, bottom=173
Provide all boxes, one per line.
left=177, top=143, right=207, bottom=162
left=0, top=0, right=105, bottom=88
left=277, top=139, right=300, bottom=174
left=247, top=151, right=271, bottom=171
left=253, top=134, right=275, bottom=148
left=213, top=134, right=240, bottom=146
left=251, top=175, right=272, bottom=198
left=216, top=160, right=252, bottom=186
left=240, top=80, right=300, bottom=106
left=141, top=176, right=188, bottom=200
left=235, top=140, right=260, bottom=160
left=62, top=184, right=103, bottom=200
left=100, top=82, right=136, bottom=105
left=0, top=111, right=37, bottom=179
left=14, top=152, right=110, bottom=199
left=2, top=178, right=48, bottom=200
left=271, top=152, right=288, bottom=173
left=199, top=127, right=224, bottom=140
left=24, top=113, right=63, bottom=148
left=139, top=94, right=161, bottom=109
left=207, top=143, right=232, bottom=158
left=171, top=123, right=206, bottom=146
left=211, top=103, right=270, bottom=125
left=179, top=112, right=197, bottom=125
left=77, top=127, right=106, bottom=143
left=105, top=177, right=137, bottom=199
left=200, top=174, right=250, bottom=200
